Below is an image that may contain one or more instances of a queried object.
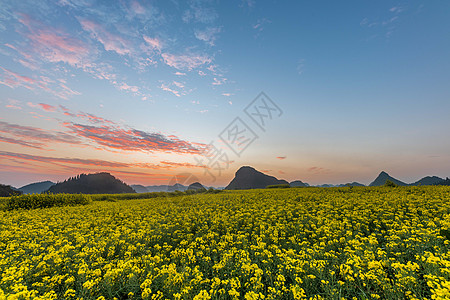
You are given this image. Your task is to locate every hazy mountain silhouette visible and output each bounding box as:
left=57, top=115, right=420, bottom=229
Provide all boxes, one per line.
left=435, top=177, right=450, bottom=186
left=338, top=182, right=365, bottom=187
left=130, top=184, right=149, bottom=193
left=410, top=176, right=444, bottom=186
left=19, top=181, right=55, bottom=194
left=369, top=171, right=407, bottom=186
left=0, top=184, right=22, bottom=197
left=47, top=173, right=135, bottom=194
left=142, top=184, right=188, bottom=192
left=225, top=166, right=289, bottom=190
left=168, top=183, right=188, bottom=192
left=187, top=182, right=205, bottom=191
left=290, top=180, right=309, bottom=187
left=316, top=184, right=335, bottom=188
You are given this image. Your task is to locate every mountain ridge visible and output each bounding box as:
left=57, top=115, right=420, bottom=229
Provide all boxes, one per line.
left=225, top=166, right=289, bottom=190
left=19, top=181, right=55, bottom=194
left=47, top=173, right=135, bottom=194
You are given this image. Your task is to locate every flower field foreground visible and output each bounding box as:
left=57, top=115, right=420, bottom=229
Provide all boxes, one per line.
left=1, top=187, right=450, bottom=300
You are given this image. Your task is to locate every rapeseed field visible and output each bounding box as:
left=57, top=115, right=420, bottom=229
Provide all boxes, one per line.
left=1, top=186, right=450, bottom=299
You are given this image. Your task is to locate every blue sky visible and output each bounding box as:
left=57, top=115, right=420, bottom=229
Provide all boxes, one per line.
left=0, top=0, right=449, bottom=187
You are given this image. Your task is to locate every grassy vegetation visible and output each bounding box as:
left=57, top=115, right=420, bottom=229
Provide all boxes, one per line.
left=1, top=186, right=450, bottom=299
left=91, top=188, right=223, bottom=202
left=266, top=184, right=291, bottom=189
left=5, top=193, right=91, bottom=210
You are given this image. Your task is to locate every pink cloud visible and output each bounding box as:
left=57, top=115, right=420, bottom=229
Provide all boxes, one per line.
left=65, top=122, right=206, bottom=154
left=143, top=35, right=162, bottom=51
left=118, top=82, right=139, bottom=93
left=5, top=99, right=22, bottom=110
left=40, top=103, right=55, bottom=112
left=79, top=19, right=131, bottom=56
left=0, top=67, right=36, bottom=90
left=0, top=120, right=80, bottom=148
left=131, top=1, right=146, bottom=15
left=161, top=53, right=212, bottom=70
left=212, top=77, right=227, bottom=85
left=160, top=161, right=207, bottom=169
left=194, top=27, right=221, bottom=46
left=0, top=59, right=80, bottom=101
left=0, top=136, right=42, bottom=149
left=172, top=81, right=184, bottom=88
left=5, top=105, right=22, bottom=110
left=0, top=150, right=170, bottom=170
left=26, top=102, right=57, bottom=112
left=276, top=156, right=286, bottom=160
left=160, top=83, right=181, bottom=97
left=18, top=14, right=91, bottom=67
left=307, top=166, right=331, bottom=174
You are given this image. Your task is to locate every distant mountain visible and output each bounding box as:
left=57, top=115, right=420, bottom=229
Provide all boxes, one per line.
left=47, top=173, right=135, bottom=194
left=0, top=184, right=22, bottom=197
left=316, top=184, right=335, bottom=188
left=131, top=184, right=149, bottom=193
left=225, top=166, right=289, bottom=190
left=187, top=182, right=205, bottom=191
left=410, top=176, right=444, bottom=186
left=435, top=177, right=450, bottom=186
left=19, top=181, right=55, bottom=194
left=168, top=183, right=188, bottom=192
left=145, top=184, right=187, bottom=192
left=369, top=171, right=407, bottom=187
left=290, top=180, right=308, bottom=187
left=338, top=182, right=365, bottom=187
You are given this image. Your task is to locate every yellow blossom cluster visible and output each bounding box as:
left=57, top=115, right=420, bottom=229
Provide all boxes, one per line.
left=1, top=186, right=450, bottom=299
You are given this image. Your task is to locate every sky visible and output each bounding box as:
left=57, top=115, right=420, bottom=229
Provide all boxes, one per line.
left=0, top=0, right=449, bottom=188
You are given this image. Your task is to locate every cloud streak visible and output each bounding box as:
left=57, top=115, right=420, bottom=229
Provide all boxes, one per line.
left=0, top=120, right=80, bottom=148
left=65, top=122, right=205, bottom=154
left=79, top=19, right=132, bottom=56
left=0, top=67, right=80, bottom=99
left=0, top=151, right=210, bottom=174
left=162, top=53, right=212, bottom=70
left=19, top=13, right=91, bottom=67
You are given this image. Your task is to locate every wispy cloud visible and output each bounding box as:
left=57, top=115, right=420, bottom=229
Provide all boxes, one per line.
left=65, top=122, right=206, bottom=154
left=0, top=150, right=178, bottom=170
left=307, top=166, right=331, bottom=174
left=212, top=77, right=227, bottom=85
left=253, top=18, right=271, bottom=32
left=195, top=27, right=221, bottom=46
left=5, top=99, right=22, bottom=110
left=360, top=6, right=405, bottom=38
left=79, top=19, right=132, bottom=56
left=27, top=102, right=57, bottom=112
left=0, top=67, right=37, bottom=90
left=0, top=67, right=80, bottom=100
left=297, top=59, right=305, bottom=75
left=182, top=1, right=218, bottom=24
left=143, top=35, right=162, bottom=52
left=161, top=52, right=212, bottom=71
left=160, top=161, right=206, bottom=168
left=130, top=1, right=146, bottom=15
left=160, top=83, right=181, bottom=97
left=0, top=120, right=80, bottom=148
left=118, top=82, right=139, bottom=93
left=0, top=136, right=42, bottom=149
left=276, top=156, right=286, bottom=160
left=172, top=81, right=185, bottom=88
left=18, top=14, right=92, bottom=67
